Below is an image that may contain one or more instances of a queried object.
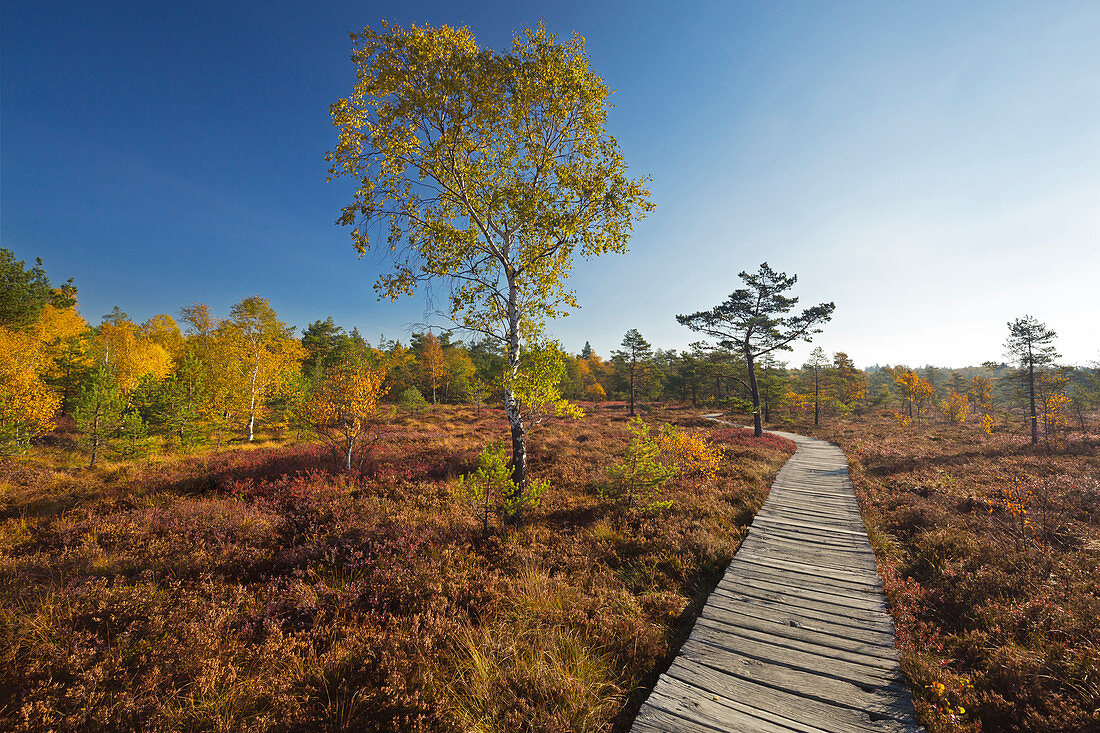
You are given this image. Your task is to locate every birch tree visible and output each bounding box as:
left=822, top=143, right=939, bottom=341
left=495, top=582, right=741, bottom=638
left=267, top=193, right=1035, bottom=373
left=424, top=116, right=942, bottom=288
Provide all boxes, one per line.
left=328, top=23, right=652, bottom=499
left=222, top=297, right=304, bottom=441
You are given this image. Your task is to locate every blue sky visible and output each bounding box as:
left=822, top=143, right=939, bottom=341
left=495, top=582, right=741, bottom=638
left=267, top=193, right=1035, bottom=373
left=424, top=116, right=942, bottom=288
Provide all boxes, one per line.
left=4, top=1, right=1098, bottom=367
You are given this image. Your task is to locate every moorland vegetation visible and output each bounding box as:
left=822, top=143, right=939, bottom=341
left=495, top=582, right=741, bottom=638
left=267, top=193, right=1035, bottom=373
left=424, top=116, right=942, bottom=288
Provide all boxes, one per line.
left=4, top=246, right=1099, bottom=733
left=4, top=19, right=1099, bottom=733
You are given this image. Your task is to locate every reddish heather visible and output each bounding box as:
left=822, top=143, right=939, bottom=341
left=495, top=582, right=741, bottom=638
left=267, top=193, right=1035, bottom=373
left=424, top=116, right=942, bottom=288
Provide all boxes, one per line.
left=803, top=414, right=1100, bottom=733
left=0, top=405, right=794, bottom=732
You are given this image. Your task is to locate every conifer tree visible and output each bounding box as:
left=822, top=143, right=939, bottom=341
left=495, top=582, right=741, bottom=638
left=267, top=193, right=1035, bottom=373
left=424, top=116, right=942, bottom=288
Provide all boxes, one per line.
left=74, top=363, right=125, bottom=466
left=804, top=346, right=830, bottom=426
left=612, top=329, right=652, bottom=417
left=677, top=263, right=834, bottom=437
left=1005, top=315, right=1059, bottom=444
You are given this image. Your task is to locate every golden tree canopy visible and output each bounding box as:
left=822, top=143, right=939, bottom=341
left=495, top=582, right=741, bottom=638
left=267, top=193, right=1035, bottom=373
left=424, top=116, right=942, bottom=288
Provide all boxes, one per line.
left=328, top=21, right=653, bottom=342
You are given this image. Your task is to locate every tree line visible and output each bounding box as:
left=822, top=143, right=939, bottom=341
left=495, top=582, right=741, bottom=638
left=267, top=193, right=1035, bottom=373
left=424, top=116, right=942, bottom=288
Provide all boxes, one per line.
left=3, top=247, right=1093, bottom=467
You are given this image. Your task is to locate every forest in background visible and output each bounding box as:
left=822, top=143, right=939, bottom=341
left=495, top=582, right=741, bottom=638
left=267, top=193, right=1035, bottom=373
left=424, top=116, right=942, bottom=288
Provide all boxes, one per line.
left=3, top=247, right=1096, bottom=464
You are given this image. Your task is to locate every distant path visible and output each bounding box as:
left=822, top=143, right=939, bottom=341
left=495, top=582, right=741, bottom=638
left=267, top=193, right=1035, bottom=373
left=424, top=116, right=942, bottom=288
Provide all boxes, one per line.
left=630, top=416, right=922, bottom=733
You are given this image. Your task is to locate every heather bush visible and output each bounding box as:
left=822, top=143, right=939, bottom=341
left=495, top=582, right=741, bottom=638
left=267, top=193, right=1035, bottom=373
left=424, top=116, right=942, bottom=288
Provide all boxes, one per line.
left=824, top=414, right=1100, bottom=733
left=0, top=404, right=794, bottom=732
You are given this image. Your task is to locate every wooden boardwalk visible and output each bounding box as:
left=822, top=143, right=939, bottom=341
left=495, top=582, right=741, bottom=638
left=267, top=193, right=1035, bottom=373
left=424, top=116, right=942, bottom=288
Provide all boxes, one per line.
left=631, top=422, right=922, bottom=733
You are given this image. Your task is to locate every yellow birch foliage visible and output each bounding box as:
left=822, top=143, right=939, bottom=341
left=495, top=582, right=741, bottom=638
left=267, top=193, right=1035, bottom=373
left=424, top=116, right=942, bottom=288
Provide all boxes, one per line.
left=310, top=362, right=388, bottom=470
left=968, top=375, right=995, bottom=414
left=35, top=304, right=87, bottom=344
left=140, top=314, right=186, bottom=360
left=785, top=391, right=811, bottom=417
left=419, top=332, right=446, bottom=403
left=221, top=297, right=306, bottom=440
left=892, top=367, right=935, bottom=423
left=510, top=341, right=584, bottom=422
left=889, top=410, right=912, bottom=428
left=0, top=326, right=61, bottom=449
left=1037, top=372, right=1071, bottom=437
left=96, top=320, right=173, bottom=393
left=584, top=382, right=606, bottom=402
left=33, top=304, right=92, bottom=388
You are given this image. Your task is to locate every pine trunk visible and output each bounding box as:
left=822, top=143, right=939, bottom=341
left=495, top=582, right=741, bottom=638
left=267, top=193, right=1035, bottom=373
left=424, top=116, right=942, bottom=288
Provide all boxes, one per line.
left=746, top=351, right=763, bottom=437
left=629, top=366, right=636, bottom=417
left=1029, top=361, right=1038, bottom=444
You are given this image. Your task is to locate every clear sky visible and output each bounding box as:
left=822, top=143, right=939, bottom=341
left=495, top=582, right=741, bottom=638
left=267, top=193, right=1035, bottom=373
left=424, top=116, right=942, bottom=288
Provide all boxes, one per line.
left=4, top=1, right=1098, bottom=368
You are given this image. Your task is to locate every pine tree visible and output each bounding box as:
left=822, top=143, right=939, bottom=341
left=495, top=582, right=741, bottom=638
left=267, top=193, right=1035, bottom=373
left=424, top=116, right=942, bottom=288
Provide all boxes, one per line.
left=677, top=263, right=834, bottom=437
left=612, top=329, right=652, bottom=417
left=1005, top=315, right=1060, bottom=444
left=74, top=364, right=125, bottom=466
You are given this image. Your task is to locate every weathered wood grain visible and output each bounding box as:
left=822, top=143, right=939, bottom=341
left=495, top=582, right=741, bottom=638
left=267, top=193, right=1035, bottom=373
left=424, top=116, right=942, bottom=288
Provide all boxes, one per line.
left=630, top=421, right=922, bottom=732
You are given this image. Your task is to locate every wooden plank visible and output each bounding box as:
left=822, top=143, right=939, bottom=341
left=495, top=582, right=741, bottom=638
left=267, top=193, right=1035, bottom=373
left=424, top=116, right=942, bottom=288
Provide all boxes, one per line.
left=741, top=531, right=878, bottom=559
left=647, top=675, right=816, bottom=733
left=701, top=593, right=898, bottom=647
left=707, top=586, right=896, bottom=635
left=683, top=631, right=898, bottom=692
left=718, top=567, right=888, bottom=611
left=632, top=704, right=732, bottom=733
left=698, top=605, right=900, bottom=659
left=629, top=426, right=921, bottom=733
left=752, top=514, right=871, bottom=538
left=737, top=543, right=879, bottom=573
left=687, top=621, right=900, bottom=680
left=761, top=504, right=864, bottom=523
left=749, top=522, right=872, bottom=547
left=733, top=551, right=883, bottom=588
left=678, top=639, right=917, bottom=723
left=664, top=658, right=915, bottom=733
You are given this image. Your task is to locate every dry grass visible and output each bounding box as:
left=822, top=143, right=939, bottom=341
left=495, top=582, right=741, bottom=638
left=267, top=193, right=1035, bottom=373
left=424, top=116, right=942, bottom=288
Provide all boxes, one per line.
left=0, top=403, right=793, bottom=732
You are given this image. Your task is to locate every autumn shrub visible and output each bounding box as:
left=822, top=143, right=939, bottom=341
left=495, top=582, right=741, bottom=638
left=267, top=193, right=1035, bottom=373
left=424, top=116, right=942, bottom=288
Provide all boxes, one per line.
left=0, top=404, right=795, bottom=732
left=655, top=423, right=723, bottom=481
left=584, top=382, right=606, bottom=403
left=941, top=390, right=971, bottom=425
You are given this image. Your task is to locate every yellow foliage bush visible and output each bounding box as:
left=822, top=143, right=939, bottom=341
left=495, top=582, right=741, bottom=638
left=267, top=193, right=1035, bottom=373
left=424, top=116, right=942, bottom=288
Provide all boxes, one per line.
left=887, top=409, right=911, bottom=428
left=656, top=424, right=723, bottom=481
left=0, top=326, right=61, bottom=452
left=942, top=390, right=971, bottom=425
left=583, top=383, right=606, bottom=402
